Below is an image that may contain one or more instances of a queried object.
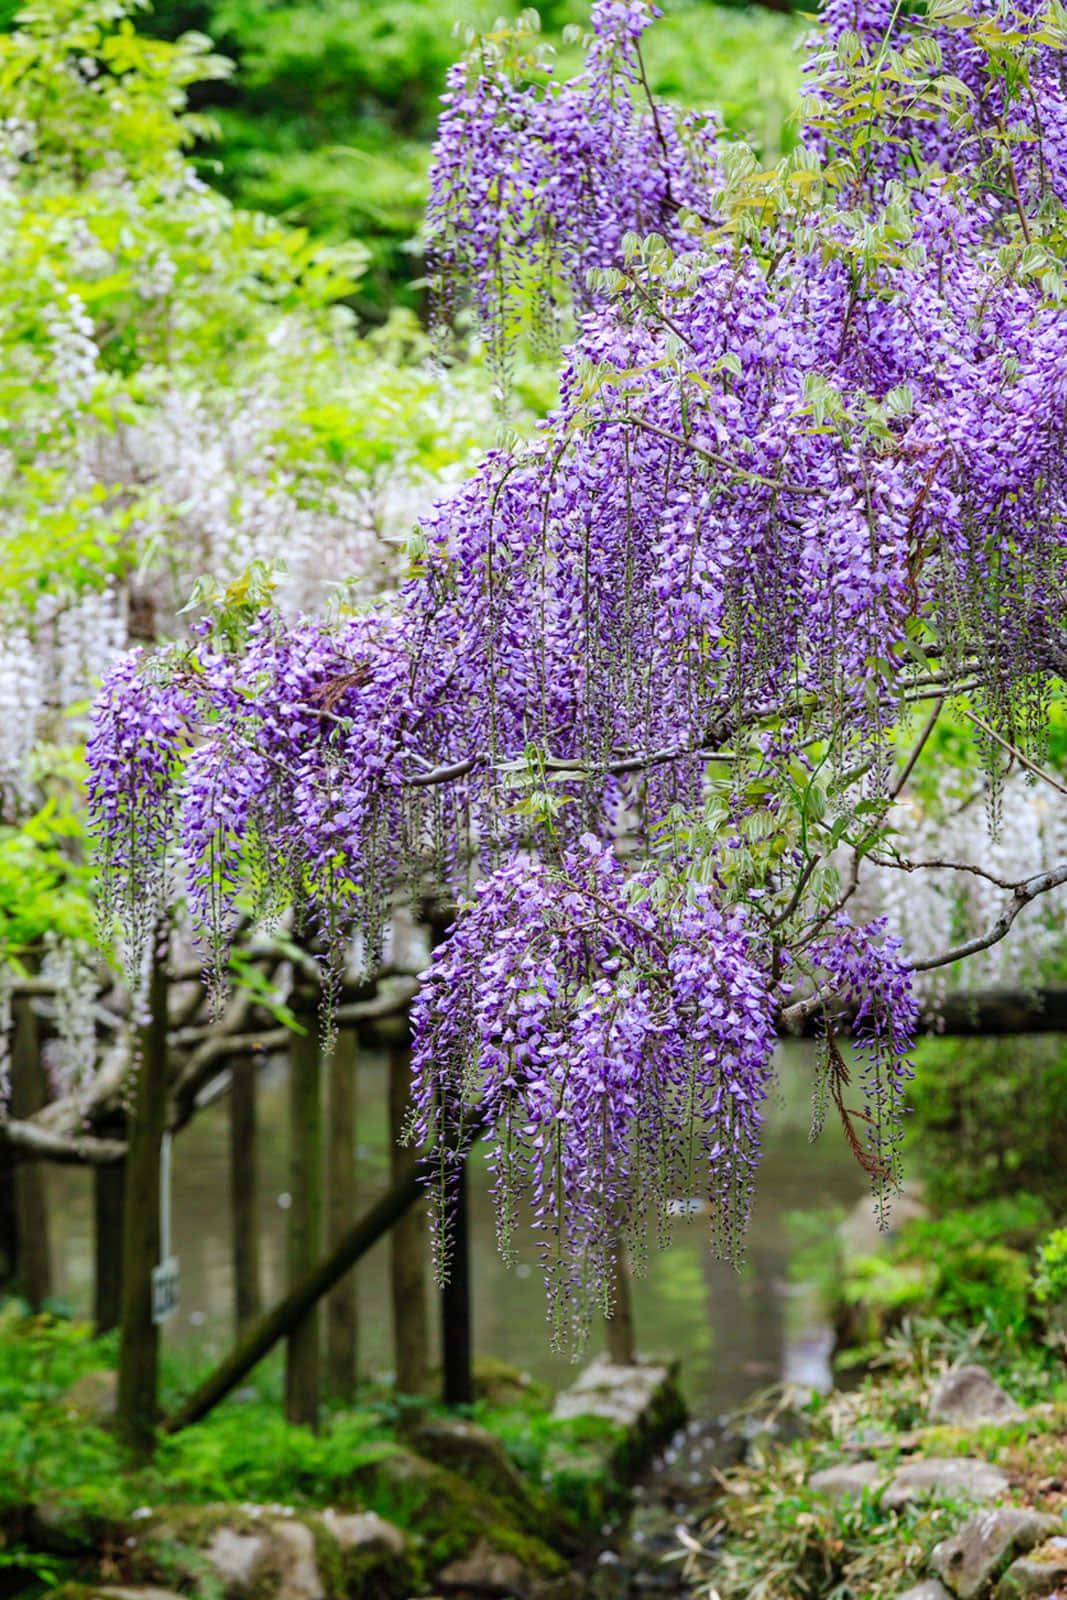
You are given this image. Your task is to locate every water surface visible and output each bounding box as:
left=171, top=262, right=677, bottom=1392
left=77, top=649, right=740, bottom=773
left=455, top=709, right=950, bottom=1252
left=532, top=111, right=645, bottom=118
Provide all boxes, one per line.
left=45, top=1041, right=869, bottom=1412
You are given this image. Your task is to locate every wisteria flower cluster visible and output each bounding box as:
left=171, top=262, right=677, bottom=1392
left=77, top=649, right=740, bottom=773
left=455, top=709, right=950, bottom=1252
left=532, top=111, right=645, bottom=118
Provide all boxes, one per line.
left=408, top=836, right=775, bottom=1347
left=88, top=0, right=1067, bottom=1336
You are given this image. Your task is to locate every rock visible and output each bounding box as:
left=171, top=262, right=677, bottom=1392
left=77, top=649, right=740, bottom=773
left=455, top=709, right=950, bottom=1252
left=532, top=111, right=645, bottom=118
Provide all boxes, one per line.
left=808, top=1461, right=887, bottom=1502
left=995, top=1536, right=1067, bottom=1599
left=881, top=1458, right=1010, bottom=1511
left=60, top=1368, right=118, bottom=1425
left=350, top=1450, right=567, bottom=1581
left=268, top=1519, right=325, bottom=1600
left=318, top=1509, right=406, bottom=1559
left=436, top=1537, right=582, bottom=1600
left=931, top=1508, right=1063, bottom=1598
left=29, top=1493, right=123, bottom=1554
left=838, top=1185, right=928, bottom=1261
left=412, top=1417, right=544, bottom=1527
left=553, top=1357, right=675, bottom=1430
left=895, top=1584, right=954, bottom=1600
left=552, top=1355, right=686, bottom=1479
left=203, top=1524, right=275, bottom=1597
left=438, top=1537, right=530, bottom=1595
left=96, top=1590, right=187, bottom=1599
left=472, top=1357, right=552, bottom=1410
left=928, top=1367, right=1026, bottom=1429
left=550, top=1363, right=684, bottom=1452
left=316, top=1509, right=414, bottom=1598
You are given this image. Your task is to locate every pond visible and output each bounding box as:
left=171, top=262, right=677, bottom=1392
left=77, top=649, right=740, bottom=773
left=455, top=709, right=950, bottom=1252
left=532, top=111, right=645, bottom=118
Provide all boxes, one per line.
left=44, top=1041, right=870, bottom=1414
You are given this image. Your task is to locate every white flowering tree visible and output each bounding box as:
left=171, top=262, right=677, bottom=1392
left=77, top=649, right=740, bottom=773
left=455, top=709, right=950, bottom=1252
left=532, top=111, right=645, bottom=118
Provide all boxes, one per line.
left=0, top=0, right=519, bottom=1450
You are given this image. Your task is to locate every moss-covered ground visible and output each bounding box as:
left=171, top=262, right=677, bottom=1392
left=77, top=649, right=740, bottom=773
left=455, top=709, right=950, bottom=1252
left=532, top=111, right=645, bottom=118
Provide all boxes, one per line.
left=0, top=1306, right=637, bottom=1596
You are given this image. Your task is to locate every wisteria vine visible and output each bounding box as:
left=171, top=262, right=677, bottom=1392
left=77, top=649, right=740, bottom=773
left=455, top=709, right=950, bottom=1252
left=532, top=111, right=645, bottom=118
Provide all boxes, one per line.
left=87, top=0, right=1067, bottom=1344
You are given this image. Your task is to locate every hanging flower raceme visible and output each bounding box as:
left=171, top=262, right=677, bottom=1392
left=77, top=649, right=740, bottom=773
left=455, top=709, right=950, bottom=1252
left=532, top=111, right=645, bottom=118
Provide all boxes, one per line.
left=426, top=0, right=720, bottom=370
left=804, top=916, right=918, bottom=1212
left=407, top=835, right=776, bottom=1350
left=87, top=649, right=193, bottom=966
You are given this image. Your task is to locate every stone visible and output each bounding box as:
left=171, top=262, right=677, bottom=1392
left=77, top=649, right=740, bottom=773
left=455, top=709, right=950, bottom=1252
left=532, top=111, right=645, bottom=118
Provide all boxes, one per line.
left=837, top=1185, right=928, bottom=1261
left=61, top=1368, right=118, bottom=1425
left=438, top=1537, right=530, bottom=1595
left=436, top=1537, right=581, bottom=1600
left=895, top=1584, right=955, bottom=1600
left=29, top=1493, right=119, bottom=1554
left=881, top=1458, right=1010, bottom=1511
left=316, top=1508, right=414, bottom=1598
left=472, top=1358, right=551, bottom=1410
left=808, top=1461, right=887, bottom=1502
left=995, top=1536, right=1067, bottom=1599
left=551, top=1356, right=685, bottom=1486
left=412, top=1417, right=542, bottom=1524
left=203, top=1524, right=274, bottom=1597
left=928, top=1367, right=1026, bottom=1429
left=556, top=1356, right=681, bottom=1433
left=268, top=1519, right=325, bottom=1600
left=931, top=1508, right=1063, bottom=1598
left=553, top=1357, right=673, bottom=1429
left=317, top=1509, right=406, bottom=1559
left=97, top=1590, right=187, bottom=1599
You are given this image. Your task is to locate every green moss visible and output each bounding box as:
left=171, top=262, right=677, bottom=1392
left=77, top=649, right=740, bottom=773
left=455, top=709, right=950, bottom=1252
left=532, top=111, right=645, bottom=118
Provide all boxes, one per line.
left=350, top=1448, right=564, bottom=1576
left=310, top=1518, right=345, bottom=1600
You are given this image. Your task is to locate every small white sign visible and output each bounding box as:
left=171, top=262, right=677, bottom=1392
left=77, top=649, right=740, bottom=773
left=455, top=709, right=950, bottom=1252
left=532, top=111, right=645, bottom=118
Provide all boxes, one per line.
left=151, top=1256, right=180, bottom=1324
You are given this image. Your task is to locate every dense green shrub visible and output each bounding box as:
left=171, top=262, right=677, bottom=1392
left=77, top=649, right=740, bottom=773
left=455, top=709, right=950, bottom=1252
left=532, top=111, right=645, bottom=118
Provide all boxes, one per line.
left=906, top=1034, right=1067, bottom=1211
left=839, top=1195, right=1053, bottom=1349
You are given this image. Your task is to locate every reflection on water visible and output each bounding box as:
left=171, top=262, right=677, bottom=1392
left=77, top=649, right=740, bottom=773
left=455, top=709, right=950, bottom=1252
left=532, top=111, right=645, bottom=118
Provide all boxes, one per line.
left=44, top=1042, right=868, bottom=1413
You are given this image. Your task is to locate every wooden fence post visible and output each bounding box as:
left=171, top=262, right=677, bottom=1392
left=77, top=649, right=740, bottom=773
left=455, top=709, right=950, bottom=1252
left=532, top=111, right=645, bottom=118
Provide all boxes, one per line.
left=325, top=1027, right=358, bottom=1401
left=285, top=990, right=322, bottom=1427
left=230, top=1053, right=262, bottom=1336
left=93, top=1161, right=125, bottom=1335
left=605, top=1232, right=636, bottom=1366
left=11, top=997, right=52, bottom=1311
left=116, top=926, right=169, bottom=1461
left=388, top=1044, right=428, bottom=1395
left=441, top=1154, right=473, bottom=1406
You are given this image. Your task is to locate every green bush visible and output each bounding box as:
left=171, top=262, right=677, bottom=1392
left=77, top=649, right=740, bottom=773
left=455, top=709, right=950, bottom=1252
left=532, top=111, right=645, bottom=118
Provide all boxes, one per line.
left=906, top=1033, right=1067, bottom=1211
left=840, top=1195, right=1052, bottom=1346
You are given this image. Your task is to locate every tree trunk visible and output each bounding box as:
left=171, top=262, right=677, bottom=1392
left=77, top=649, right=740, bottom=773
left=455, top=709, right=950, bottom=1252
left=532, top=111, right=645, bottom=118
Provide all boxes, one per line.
left=605, top=1233, right=636, bottom=1366
left=117, top=928, right=169, bottom=1461
left=11, top=997, right=52, bottom=1311
left=164, top=1159, right=423, bottom=1434
left=325, top=1028, right=358, bottom=1401
left=388, top=1045, right=428, bottom=1395
left=230, top=1054, right=261, bottom=1336
left=441, top=1155, right=472, bottom=1406
left=285, top=994, right=322, bottom=1428
left=93, top=1160, right=125, bottom=1335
